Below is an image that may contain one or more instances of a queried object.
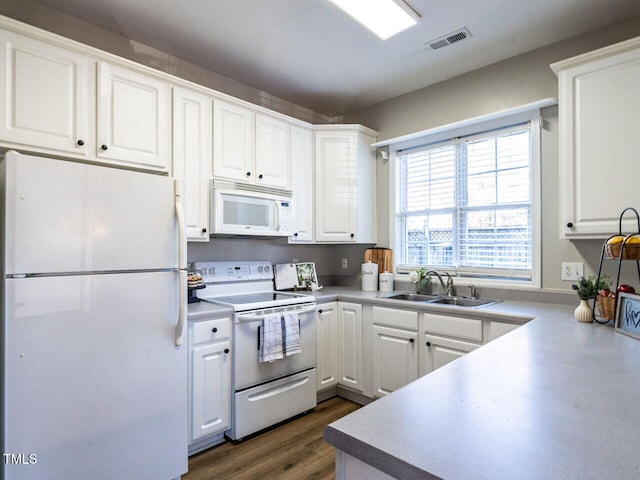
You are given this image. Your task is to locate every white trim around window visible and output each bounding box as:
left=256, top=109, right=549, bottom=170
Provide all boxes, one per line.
left=388, top=108, right=542, bottom=289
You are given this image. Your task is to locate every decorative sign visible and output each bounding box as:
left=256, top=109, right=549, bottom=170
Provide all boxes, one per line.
left=615, top=292, right=640, bottom=340
left=274, top=262, right=318, bottom=290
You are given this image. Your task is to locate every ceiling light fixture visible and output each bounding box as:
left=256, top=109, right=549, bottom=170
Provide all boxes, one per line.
left=328, top=0, right=420, bottom=40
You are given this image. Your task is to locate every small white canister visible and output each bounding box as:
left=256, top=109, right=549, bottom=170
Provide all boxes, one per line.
left=379, top=272, right=394, bottom=292
left=361, top=261, right=379, bottom=291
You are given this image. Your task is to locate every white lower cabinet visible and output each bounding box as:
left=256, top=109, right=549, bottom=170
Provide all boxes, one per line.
left=421, top=334, right=480, bottom=376
left=337, top=302, right=364, bottom=392
left=371, top=306, right=418, bottom=398
left=420, top=313, right=484, bottom=377
left=316, top=302, right=339, bottom=391
left=189, top=317, right=231, bottom=454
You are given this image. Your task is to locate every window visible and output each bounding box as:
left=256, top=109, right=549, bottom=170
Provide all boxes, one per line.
left=394, top=114, right=539, bottom=283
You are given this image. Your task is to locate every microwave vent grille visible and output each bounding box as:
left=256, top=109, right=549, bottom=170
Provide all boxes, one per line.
left=212, top=178, right=293, bottom=198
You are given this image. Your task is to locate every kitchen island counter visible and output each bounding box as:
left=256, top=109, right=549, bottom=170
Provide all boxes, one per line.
left=321, top=289, right=640, bottom=479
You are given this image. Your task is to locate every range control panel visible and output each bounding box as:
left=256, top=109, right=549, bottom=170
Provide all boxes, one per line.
left=192, top=261, right=273, bottom=284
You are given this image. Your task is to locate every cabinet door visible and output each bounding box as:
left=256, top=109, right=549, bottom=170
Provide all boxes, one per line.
left=337, top=302, right=363, bottom=392
left=191, top=341, right=231, bottom=442
left=316, top=302, right=338, bottom=391
left=173, top=87, right=212, bottom=242
left=315, top=131, right=357, bottom=242
left=372, top=325, right=418, bottom=398
left=421, top=335, right=480, bottom=377
left=0, top=30, right=89, bottom=155
left=557, top=43, right=640, bottom=237
left=289, top=125, right=314, bottom=243
left=97, top=62, right=171, bottom=172
left=255, top=113, right=290, bottom=188
left=213, top=100, right=254, bottom=182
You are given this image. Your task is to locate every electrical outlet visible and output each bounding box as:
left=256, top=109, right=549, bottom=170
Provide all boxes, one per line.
left=342, top=258, right=348, bottom=270
left=562, top=262, right=583, bottom=281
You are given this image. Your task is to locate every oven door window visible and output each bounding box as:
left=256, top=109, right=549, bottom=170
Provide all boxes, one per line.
left=221, top=193, right=274, bottom=230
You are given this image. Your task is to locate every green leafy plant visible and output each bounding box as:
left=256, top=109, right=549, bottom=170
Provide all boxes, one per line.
left=571, top=275, right=610, bottom=300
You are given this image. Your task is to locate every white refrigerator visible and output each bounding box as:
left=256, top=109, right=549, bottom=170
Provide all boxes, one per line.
left=1, top=151, right=188, bottom=480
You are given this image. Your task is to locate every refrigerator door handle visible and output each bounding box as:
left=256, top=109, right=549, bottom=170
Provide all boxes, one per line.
left=174, top=179, right=187, bottom=346
left=176, top=270, right=187, bottom=346
left=174, top=179, right=187, bottom=269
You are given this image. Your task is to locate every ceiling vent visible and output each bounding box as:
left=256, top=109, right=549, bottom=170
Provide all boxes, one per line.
left=426, top=27, right=472, bottom=50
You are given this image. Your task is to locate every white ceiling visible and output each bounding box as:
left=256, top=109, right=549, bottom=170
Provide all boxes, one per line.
left=31, top=0, right=640, bottom=117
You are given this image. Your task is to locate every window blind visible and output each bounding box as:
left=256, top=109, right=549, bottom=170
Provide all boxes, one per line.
left=396, top=123, right=532, bottom=280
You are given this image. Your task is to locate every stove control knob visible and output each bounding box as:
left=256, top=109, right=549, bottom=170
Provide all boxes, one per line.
left=264, top=265, right=271, bottom=273
left=258, top=266, right=263, bottom=273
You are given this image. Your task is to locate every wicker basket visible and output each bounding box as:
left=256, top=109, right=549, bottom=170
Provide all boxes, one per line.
left=605, top=243, right=640, bottom=260
left=596, top=294, right=616, bottom=320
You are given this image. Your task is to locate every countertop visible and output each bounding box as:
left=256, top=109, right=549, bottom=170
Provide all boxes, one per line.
left=320, top=289, right=640, bottom=479
left=188, top=286, right=640, bottom=477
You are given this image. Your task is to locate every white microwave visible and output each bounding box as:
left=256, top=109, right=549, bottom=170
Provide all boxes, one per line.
left=211, top=179, right=293, bottom=237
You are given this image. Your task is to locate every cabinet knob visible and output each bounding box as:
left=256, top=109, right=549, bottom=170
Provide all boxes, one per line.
left=202, top=228, right=207, bottom=233
left=224, top=348, right=230, bottom=354
left=258, top=174, right=263, bottom=179
left=101, top=144, right=108, bottom=151
left=318, top=309, right=323, bottom=313
left=246, top=171, right=251, bottom=177
left=426, top=341, right=431, bottom=347
left=566, top=222, right=574, bottom=228
left=76, top=139, right=85, bottom=146
left=409, top=338, right=415, bottom=344
left=350, top=233, right=355, bottom=238
left=294, top=232, right=299, bottom=237
left=212, top=327, right=217, bottom=333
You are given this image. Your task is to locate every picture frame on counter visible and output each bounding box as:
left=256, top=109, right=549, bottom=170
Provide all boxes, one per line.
left=615, top=292, right=640, bottom=340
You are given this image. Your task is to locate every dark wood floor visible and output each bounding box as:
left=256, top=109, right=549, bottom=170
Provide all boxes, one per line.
left=183, top=396, right=360, bottom=480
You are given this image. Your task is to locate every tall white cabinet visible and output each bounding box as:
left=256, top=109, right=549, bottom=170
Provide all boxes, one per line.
left=314, top=125, right=377, bottom=243
left=289, top=125, right=314, bottom=243
left=172, top=87, right=212, bottom=242
left=552, top=37, right=640, bottom=238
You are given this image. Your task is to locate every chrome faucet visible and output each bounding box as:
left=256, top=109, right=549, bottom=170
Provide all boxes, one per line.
left=468, top=284, right=477, bottom=300
left=426, top=271, right=454, bottom=297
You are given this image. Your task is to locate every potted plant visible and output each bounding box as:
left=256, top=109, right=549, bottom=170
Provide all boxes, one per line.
left=571, top=275, right=610, bottom=322
left=409, top=268, right=430, bottom=294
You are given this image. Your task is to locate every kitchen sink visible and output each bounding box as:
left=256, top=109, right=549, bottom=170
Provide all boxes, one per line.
left=429, top=296, right=500, bottom=308
left=382, top=293, right=443, bottom=302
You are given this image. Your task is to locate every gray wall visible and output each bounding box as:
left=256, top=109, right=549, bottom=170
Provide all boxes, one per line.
left=343, top=16, right=640, bottom=292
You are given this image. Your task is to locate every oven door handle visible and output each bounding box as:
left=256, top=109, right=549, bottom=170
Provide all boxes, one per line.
left=237, top=304, right=317, bottom=322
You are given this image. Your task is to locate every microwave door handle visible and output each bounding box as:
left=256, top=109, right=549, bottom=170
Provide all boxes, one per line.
left=275, top=201, right=281, bottom=232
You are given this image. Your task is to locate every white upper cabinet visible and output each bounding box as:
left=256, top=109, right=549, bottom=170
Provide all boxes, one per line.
left=172, top=87, right=212, bottom=242
left=314, top=125, right=377, bottom=243
left=213, top=100, right=292, bottom=189
left=213, top=100, right=255, bottom=182
left=255, top=113, right=290, bottom=189
left=97, top=62, right=171, bottom=172
left=289, top=125, right=314, bottom=243
left=0, top=30, right=90, bottom=156
left=552, top=37, right=640, bottom=238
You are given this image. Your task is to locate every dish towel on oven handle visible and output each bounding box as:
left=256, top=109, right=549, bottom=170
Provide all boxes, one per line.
left=283, top=311, right=301, bottom=357
left=259, top=313, right=284, bottom=363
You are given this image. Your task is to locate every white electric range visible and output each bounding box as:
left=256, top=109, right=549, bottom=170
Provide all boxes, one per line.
left=193, top=261, right=317, bottom=440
